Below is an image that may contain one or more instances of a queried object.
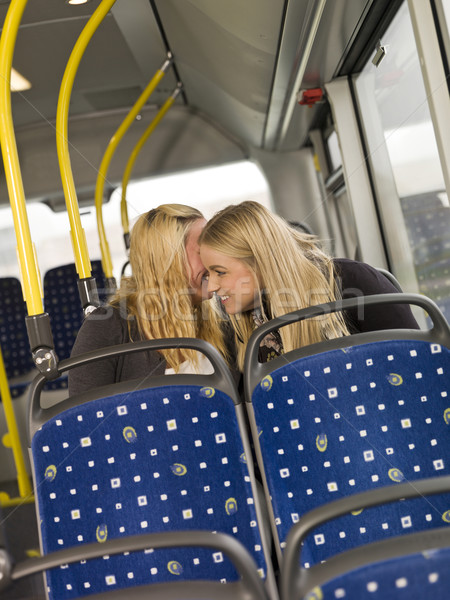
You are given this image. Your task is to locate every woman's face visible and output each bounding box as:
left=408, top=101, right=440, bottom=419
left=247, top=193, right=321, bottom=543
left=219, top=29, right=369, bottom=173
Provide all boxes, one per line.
left=200, top=245, right=259, bottom=314
left=185, top=218, right=210, bottom=304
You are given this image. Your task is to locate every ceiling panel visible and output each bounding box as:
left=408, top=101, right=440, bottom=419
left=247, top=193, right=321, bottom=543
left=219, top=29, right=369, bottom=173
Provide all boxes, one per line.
left=154, top=0, right=285, bottom=148
left=0, top=0, right=381, bottom=199
left=4, top=0, right=174, bottom=130
left=0, top=0, right=103, bottom=25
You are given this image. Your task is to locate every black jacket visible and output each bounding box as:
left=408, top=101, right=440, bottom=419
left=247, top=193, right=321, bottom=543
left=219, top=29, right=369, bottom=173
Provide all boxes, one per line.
left=333, top=258, right=419, bottom=332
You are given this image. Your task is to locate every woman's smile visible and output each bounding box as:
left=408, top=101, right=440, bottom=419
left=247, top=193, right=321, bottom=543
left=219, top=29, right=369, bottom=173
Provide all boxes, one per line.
left=200, top=246, right=259, bottom=315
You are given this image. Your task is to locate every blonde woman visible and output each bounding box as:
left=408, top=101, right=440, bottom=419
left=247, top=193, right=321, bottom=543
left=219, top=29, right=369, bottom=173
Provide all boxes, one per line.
left=69, top=204, right=228, bottom=395
left=199, top=201, right=419, bottom=371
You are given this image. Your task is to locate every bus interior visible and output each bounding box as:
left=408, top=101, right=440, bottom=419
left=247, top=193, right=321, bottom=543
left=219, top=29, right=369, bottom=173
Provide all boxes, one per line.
left=0, top=0, right=450, bottom=599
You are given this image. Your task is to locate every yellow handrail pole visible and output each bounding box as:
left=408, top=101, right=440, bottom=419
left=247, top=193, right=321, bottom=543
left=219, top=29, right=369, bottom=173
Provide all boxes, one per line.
left=56, top=0, right=117, bottom=284
left=0, top=0, right=42, bottom=317
left=120, top=85, right=181, bottom=249
left=0, top=1, right=56, bottom=375
left=0, top=345, right=33, bottom=506
left=95, top=55, right=173, bottom=280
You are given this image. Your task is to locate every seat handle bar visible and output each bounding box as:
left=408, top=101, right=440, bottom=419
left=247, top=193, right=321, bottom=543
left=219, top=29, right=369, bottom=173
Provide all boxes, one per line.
left=244, top=293, right=450, bottom=402
left=4, top=530, right=269, bottom=600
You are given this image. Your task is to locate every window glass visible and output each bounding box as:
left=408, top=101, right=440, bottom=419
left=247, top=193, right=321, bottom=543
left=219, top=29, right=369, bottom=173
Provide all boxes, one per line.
left=441, top=0, right=450, bottom=56
left=354, top=2, right=450, bottom=320
left=0, top=161, right=272, bottom=283
left=445, top=0, right=450, bottom=22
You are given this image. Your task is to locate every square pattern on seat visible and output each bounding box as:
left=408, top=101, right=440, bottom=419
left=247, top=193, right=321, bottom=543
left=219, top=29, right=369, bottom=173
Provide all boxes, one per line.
left=43, top=261, right=108, bottom=362
left=32, top=384, right=266, bottom=599
left=251, top=339, right=450, bottom=566
left=0, top=277, right=35, bottom=397
left=43, top=261, right=109, bottom=391
left=317, top=546, right=450, bottom=600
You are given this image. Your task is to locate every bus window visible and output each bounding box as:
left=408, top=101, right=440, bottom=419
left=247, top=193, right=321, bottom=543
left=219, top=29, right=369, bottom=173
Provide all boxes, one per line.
left=0, top=160, right=272, bottom=283
left=437, top=0, right=450, bottom=65
left=113, top=160, right=272, bottom=278
left=0, top=201, right=114, bottom=281
left=354, top=1, right=450, bottom=320
left=116, top=160, right=272, bottom=225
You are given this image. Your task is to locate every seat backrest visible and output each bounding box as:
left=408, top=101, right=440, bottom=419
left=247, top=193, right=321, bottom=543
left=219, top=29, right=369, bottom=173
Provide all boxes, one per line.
left=244, top=294, right=450, bottom=567
left=0, top=277, right=35, bottom=395
left=315, top=541, right=450, bottom=600
left=43, top=260, right=109, bottom=362
left=279, top=475, right=450, bottom=600
left=42, top=261, right=109, bottom=392
left=376, top=267, right=403, bottom=292
left=30, top=339, right=274, bottom=599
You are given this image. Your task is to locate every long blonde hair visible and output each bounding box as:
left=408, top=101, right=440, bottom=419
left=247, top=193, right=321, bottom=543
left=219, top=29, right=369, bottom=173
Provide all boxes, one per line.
left=111, top=204, right=228, bottom=370
left=199, top=201, right=349, bottom=370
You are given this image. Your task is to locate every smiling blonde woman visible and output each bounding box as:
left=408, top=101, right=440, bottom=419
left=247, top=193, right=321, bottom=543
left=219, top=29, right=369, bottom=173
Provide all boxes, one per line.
left=199, top=201, right=419, bottom=371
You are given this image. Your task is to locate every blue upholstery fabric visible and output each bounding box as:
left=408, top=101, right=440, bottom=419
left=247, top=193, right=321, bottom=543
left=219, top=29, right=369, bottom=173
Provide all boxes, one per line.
left=310, top=546, right=450, bottom=600
left=43, top=261, right=108, bottom=390
left=0, top=277, right=34, bottom=398
left=32, top=385, right=266, bottom=599
left=43, top=261, right=108, bottom=362
left=251, top=339, right=450, bottom=566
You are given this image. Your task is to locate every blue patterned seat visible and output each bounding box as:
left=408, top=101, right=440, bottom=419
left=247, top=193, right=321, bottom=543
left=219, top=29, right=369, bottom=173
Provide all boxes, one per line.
left=0, top=277, right=35, bottom=398
left=308, top=543, right=450, bottom=599
left=20, top=339, right=276, bottom=599
left=280, top=478, right=450, bottom=599
left=244, top=293, right=450, bottom=598
left=43, top=261, right=108, bottom=391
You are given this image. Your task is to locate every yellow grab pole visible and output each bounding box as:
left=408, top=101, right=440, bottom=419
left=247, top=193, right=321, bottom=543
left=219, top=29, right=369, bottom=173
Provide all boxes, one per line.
left=0, top=1, right=56, bottom=373
left=121, top=85, right=181, bottom=246
left=0, top=345, right=34, bottom=506
left=0, top=0, right=43, bottom=316
left=95, top=55, right=173, bottom=279
left=56, top=0, right=117, bottom=280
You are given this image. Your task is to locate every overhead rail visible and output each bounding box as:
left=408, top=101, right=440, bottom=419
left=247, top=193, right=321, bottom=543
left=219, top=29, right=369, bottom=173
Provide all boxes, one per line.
left=121, top=84, right=182, bottom=251
left=95, top=54, right=174, bottom=284
left=0, top=0, right=57, bottom=378
left=56, top=0, right=118, bottom=314
left=0, top=345, right=33, bottom=507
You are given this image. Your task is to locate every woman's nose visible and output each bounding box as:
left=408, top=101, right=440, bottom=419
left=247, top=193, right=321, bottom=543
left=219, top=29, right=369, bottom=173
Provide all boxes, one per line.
left=207, top=276, right=219, bottom=293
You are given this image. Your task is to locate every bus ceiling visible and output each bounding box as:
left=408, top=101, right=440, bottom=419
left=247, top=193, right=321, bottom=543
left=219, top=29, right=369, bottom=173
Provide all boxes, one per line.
left=0, top=0, right=397, bottom=208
